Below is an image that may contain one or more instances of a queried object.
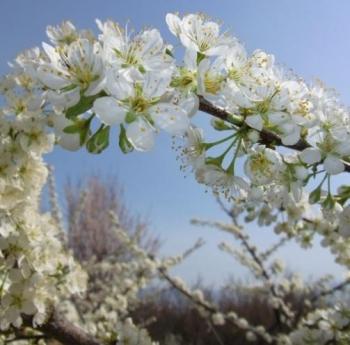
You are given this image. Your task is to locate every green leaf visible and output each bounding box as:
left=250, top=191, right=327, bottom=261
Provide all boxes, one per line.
left=86, top=125, right=110, bottom=154
left=65, top=92, right=105, bottom=119
left=119, top=124, right=134, bottom=154
left=309, top=186, right=321, bottom=204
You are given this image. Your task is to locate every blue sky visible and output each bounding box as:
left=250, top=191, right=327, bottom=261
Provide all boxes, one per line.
left=1, top=0, right=349, bottom=285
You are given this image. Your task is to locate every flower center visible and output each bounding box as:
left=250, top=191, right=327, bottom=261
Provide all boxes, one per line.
left=204, top=74, right=223, bottom=95
left=130, top=95, right=150, bottom=113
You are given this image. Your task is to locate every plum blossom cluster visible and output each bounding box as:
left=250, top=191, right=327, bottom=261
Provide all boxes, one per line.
left=0, top=11, right=350, bottom=345
left=53, top=212, right=162, bottom=345
left=0, top=59, right=86, bottom=330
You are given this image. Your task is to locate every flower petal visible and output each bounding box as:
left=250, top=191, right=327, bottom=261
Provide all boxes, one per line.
left=126, top=118, right=155, bottom=151
left=93, top=97, right=126, bottom=126
left=143, top=71, right=172, bottom=99
left=150, top=103, right=189, bottom=135
left=245, top=114, right=263, bottom=131
left=281, top=127, right=300, bottom=146
left=106, top=69, right=133, bottom=99
left=269, top=111, right=289, bottom=125
left=58, top=133, right=81, bottom=151
left=178, top=94, right=199, bottom=117
left=324, top=155, right=344, bottom=175
left=36, top=66, right=70, bottom=89
left=165, top=13, right=182, bottom=37
left=299, top=148, right=321, bottom=164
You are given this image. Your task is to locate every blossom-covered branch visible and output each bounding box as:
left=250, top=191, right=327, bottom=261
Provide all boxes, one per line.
left=1, top=10, right=350, bottom=345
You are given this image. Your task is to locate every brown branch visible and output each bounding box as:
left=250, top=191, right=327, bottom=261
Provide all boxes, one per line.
left=24, top=310, right=102, bottom=345
left=311, top=278, right=350, bottom=303
left=198, top=97, right=350, bottom=172
left=158, top=266, right=277, bottom=345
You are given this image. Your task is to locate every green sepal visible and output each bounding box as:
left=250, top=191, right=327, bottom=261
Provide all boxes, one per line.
left=336, top=185, right=350, bottom=205
left=60, top=84, right=77, bottom=93
left=211, top=119, right=233, bottom=131
left=165, top=48, right=174, bottom=57
left=86, top=125, right=110, bottom=154
left=118, top=124, right=134, bottom=154
left=196, top=52, right=206, bottom=65
left=309, top=186, right=322, bottom=204
left=205, top=156, right=223, bottom=168
left=63, top=115, right=94, bottom=145
left=138, top=65, right=146, bottom=74
left=65, top=91, right=105, bottom=119
left=322, top=193, right=336, bottom=209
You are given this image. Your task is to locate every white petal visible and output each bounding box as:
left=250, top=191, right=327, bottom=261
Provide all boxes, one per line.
left=93, top=97, right=126, bottom=125
left=85, top=77, right=105, bottom=96
left=22, top=301, right=37, bottom=315
left=324, top=155, right=344, bottom=175
left=150, top=103, right=190, bottom=135
left=294, top=166, right=308, bottom=180
left=106, top=69, right=133, bottom=99
left=52, top=114, right=73, bottom=132
left=245, top=114, right=263, bottom=131
left=269, top=111, right=288, bottom=125
left=281, top=127, right=300, bottom=146
left=336, top=141, right=350, bottom=156
left=126, top=118, right=155, bottom=151
left=143, top=71, right=171, bottom=99
left=184, top=48, right=197, bottom=71
left=165, top=13, right=182, bottom=37
left=46, top=89, right=80, bottom=110
left=51, top=115, right=81, bottom=151
left=299, top=148, right=321, bottom=164
left=178, top=94, right=199, bottom=117
left=58, top=133, right=81, bottom=151
left=179, top=33, right=198, bottom=51
left=206, top=45, right=230, bottom=56
left=42, top=42, right=60, bottom=64
left=140, top=29, right=163, bottom=58
left=36, top=66, right=70, bottom=89
left=291, top=182, right=302, bottom=202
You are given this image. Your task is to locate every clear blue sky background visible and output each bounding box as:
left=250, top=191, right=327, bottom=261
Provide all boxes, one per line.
left=1, top=0, right=349, bottom=285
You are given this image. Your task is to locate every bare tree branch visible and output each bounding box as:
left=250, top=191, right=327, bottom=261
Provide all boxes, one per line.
left=24, top=310, right=102, bottom=345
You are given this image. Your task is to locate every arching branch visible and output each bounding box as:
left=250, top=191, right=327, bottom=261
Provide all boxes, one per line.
left=198, top=96, right=350, bottom=172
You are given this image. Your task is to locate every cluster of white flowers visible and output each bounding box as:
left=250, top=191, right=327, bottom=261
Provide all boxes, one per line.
left=51, top=214, right=161, bottom=345
left=1, top=11, right=350, bottom=345
left=0, top=58, right=86, bottom=331
left=290, top=306, right=350, bottom=345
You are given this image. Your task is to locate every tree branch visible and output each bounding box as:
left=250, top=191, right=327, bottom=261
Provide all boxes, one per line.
left=24, top=310, right=102, bottom=345
left=311, top=278, right=350, bottom=303
left=198, top=97, right=350, bottom=172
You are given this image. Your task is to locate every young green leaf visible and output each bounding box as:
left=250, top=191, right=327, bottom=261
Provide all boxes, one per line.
left=65, top=91, right=106, bottom=119
left=309, top=186, right=322, bottom=204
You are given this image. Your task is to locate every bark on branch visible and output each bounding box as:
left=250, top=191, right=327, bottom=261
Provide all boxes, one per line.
left=24, top=310, right=102, bottom=345
left=198, top=96, right=350, bottom=172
